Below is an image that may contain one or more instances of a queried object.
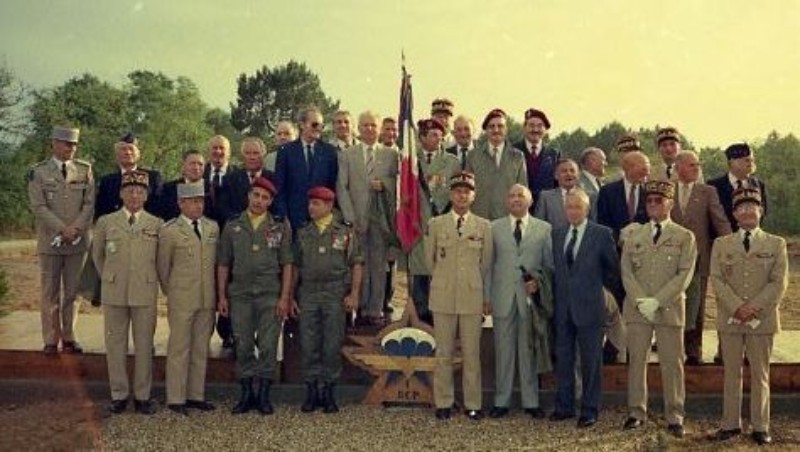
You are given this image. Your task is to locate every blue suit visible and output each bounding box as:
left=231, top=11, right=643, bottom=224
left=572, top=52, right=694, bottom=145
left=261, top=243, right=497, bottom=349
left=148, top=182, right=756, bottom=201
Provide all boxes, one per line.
left=595, top=179, right=647, bottom=243
left=274, top=139, right=338, bottom=230
left=551, top=221, right=623, bottom=419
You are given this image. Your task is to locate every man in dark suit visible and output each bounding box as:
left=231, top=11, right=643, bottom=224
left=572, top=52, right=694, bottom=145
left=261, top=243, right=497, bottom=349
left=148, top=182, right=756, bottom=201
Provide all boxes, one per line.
left=445, top=115, right=476, bottom=170
left=551, top=189, right=623, bottom=428
left=203, top=135, right=238, bottom=227
left=515, top=108, right=560, bottom=200
left=223, top=137, right=275, bottom=221
left=274, top=107, right=339, bottom=231
left=707, top=143, right=767, bottom=232
left=95, top=133, right=162, bottom=219
left=596, top=151, right=650, bottom=244
left=158, top=150, right=213, bottom=221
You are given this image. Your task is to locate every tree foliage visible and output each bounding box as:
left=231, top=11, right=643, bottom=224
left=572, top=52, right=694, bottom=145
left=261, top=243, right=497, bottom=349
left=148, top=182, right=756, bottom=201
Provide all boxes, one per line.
left=230, top=60, right=340, bottom=138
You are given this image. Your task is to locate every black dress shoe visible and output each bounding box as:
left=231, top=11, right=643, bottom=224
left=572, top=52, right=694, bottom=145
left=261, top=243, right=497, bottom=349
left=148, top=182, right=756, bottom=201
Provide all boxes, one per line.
left=168, top=404, right=189, bottom=416
left=186, top=400, right=215, bottom=411
left=108, top=399, right=128, bottom=414
left=221, top=338, right=234, bottom=349
left=711, top=428, right=741, bottom=441
left=550, top=411, right=575, bottom=421
left=61, top=341, right=83, bottom=354
left=489, top=406, right=509, bottom=418
left=43, top=345, right=58, bottom=356
left=752, top=431, right=772, bottom=445
left=685, top=356, right=702, bottom=366
left=465, top=409, right=483, bottom=421
left=525, top=407, right=546, bottom=419
left=623, top=417, right=643, bottom=430
left=134, top=399, right=157, bottom=415
left=435, top=408, right=451, bottom=420
left=667, top=423, right=684, bottom=438
left=577, top=417, right=597, bottom=428
left=713, top=354, right=723, bottom=365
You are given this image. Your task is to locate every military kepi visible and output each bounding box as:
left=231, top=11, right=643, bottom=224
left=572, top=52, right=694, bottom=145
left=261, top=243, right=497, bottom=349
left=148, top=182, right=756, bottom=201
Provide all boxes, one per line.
left=177, top=182, right=205, bottom=198
left=449, top=171, right=476, bottom=191
left=616, top=133, right=642, bottom=153
left=656, top=126, right=681, bottom=145
left=644, top=180, right=675, bottom=200
left=732, top=187, right=762, bottom=208
left=121, top=170, right=149, bottom=188
left=725, top=143, right=752, bottom=160
left=51, top=126, right=80, bottom=143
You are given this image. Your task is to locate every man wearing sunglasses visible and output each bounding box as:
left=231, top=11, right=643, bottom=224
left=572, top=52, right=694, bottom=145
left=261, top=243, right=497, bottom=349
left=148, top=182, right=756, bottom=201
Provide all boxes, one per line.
left=274, top=107, right=339, bottom=231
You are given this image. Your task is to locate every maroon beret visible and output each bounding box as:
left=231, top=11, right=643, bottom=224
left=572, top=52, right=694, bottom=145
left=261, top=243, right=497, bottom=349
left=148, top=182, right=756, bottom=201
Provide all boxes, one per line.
left=481, top=108, right=507, bottom=130
left=417, top=118, right=445, bottom=135
left=524, top=108, right=551, bottom=129
left=251, top=176, right=277, bottom=196
left=308, top=186, right=335, bottom=202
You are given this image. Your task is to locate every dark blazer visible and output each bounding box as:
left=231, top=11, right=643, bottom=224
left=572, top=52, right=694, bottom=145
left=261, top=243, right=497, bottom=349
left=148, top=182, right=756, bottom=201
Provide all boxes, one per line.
left=596, top=179, right=648, bottom=243
left=515, top=141, right=560, bottom=197
left=223, top=167, right=275, bottom=222
left=552, top=222, right=623, bottom=328
left=274, top=139, right=338, bottom=229
left=445, top=143, right=474, bottom=170
left=94, top=168, right=162, bottom=220
left=707, top=174, right=767, bottom=232
left=157, top=178, right=214, bottom=221
left=202, top=163, right=238, bottom=227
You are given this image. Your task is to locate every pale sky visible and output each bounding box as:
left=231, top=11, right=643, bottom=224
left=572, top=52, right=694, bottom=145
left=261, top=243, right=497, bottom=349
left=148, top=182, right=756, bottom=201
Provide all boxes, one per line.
left=2, top=0, right=800, bottom=147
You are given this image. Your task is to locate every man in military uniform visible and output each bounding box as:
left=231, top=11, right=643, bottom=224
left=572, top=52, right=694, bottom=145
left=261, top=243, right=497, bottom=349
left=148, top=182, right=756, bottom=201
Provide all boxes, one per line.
left=158, top=182, right=219, bottom=415
left=216, top=176, right=293, bottom=415
left=426, top=172, right=492, bottom=421
left=620, top=180, right=697, bottom=437
left=431, top=98, right=456, bottom=148
left=710, top=188, right=787, bottom=446
left=92, top=170, right=163, bottom=415
left=283, top=186, right=363, bottom=414
left=28, top=126, right=95, bottom=355
left=407, top=118, right=460, bottom=324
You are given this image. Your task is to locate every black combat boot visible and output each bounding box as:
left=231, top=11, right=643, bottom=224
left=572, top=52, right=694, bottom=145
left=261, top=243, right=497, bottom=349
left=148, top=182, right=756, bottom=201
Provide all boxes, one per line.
left=301, top=381, right=319, bottom=412
left=231, top=378, right=255, bottom=414
left=257, top=378, right=274, bottom=415
left=321, top=382, right=339, bottom=414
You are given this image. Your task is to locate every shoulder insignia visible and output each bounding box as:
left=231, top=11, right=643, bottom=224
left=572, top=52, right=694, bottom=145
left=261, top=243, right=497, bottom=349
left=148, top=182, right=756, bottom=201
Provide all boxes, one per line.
left=73, top=158, right=91, bottom=167
left=163, top=218, right=178, bottom=227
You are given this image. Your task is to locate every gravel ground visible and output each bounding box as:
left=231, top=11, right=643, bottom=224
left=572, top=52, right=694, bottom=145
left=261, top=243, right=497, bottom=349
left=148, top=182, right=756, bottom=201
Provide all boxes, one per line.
left=3, top=389, right=800, bottom=451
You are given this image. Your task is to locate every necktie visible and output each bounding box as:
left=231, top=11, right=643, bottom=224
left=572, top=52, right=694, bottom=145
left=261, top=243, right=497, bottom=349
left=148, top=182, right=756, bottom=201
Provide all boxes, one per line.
left=128, top=214, right=136, bottom=226
left=627, top=184, right=637, bottom=220
left=596, top=177, right=603, bottom=188
left=213, top=169, right=222, bottom=188
left=61, top=162, right=67, bottom=180
left=426, top=152, right=433, bottom=165
left=565, top=227, right=577, bottom=268
left=492, top=147, right=499, bottom=167
left=460, top=148, right=468, bottom=169
left=457, top=215, right=464, bottom=237
left=653, top=223, right=662, bottom=245
left=743, top=230, right=751, bottom=253
left=366, top=146, right=374, bottom=176
left=666, top=164, right=672, bottom=179
left=513, top=219, right=522, bottom=246
left=679, top=183, right=689, bottom=211
left=736, top=179, right=744, bottom=190
left=249, top=172, right=256, bottom=184
left=192, top=219, right=201, bottom=239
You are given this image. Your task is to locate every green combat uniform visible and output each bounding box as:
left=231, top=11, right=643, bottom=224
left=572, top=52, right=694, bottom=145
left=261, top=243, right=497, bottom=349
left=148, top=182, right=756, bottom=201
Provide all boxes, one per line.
left=294, top=218, right=363, bottom=384
left=217, top=212, right=293, bottom=379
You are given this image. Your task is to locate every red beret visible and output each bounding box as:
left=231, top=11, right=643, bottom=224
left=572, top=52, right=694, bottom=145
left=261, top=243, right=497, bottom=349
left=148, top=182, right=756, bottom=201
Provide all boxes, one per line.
left=251, top=176, right=277, bottom=196
left=524, top=108, right=551, bottom=129
left=308, top=186, right=335, bottom=202
left=417, top=118, right=445, bottom=135
left=481, top=108, right=507, bottom=130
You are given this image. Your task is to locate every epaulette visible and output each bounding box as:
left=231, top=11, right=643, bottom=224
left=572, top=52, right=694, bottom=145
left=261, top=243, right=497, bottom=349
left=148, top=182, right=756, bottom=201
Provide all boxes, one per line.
left=73, top=158, right=91, bottom=167
left=163, top=218, right=178, bottom=227
left=27, top=161, right=47, bottom=181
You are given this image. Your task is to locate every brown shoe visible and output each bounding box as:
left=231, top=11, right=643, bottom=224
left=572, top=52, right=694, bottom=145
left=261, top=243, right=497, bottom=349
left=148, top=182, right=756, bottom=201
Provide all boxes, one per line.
left=62, top=341, right=83, bottom=354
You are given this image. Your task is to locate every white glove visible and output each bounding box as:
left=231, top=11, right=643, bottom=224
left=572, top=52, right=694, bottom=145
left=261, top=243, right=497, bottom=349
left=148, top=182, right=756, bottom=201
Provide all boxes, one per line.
left=727, top=316, right=761, bottom=329
left=636, top=297, right=659, bottom=322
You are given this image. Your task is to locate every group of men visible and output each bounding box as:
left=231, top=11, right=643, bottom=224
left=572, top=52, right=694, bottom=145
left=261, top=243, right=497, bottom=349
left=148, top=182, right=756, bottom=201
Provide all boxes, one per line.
left=27, top=96, right=787, bottom=445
